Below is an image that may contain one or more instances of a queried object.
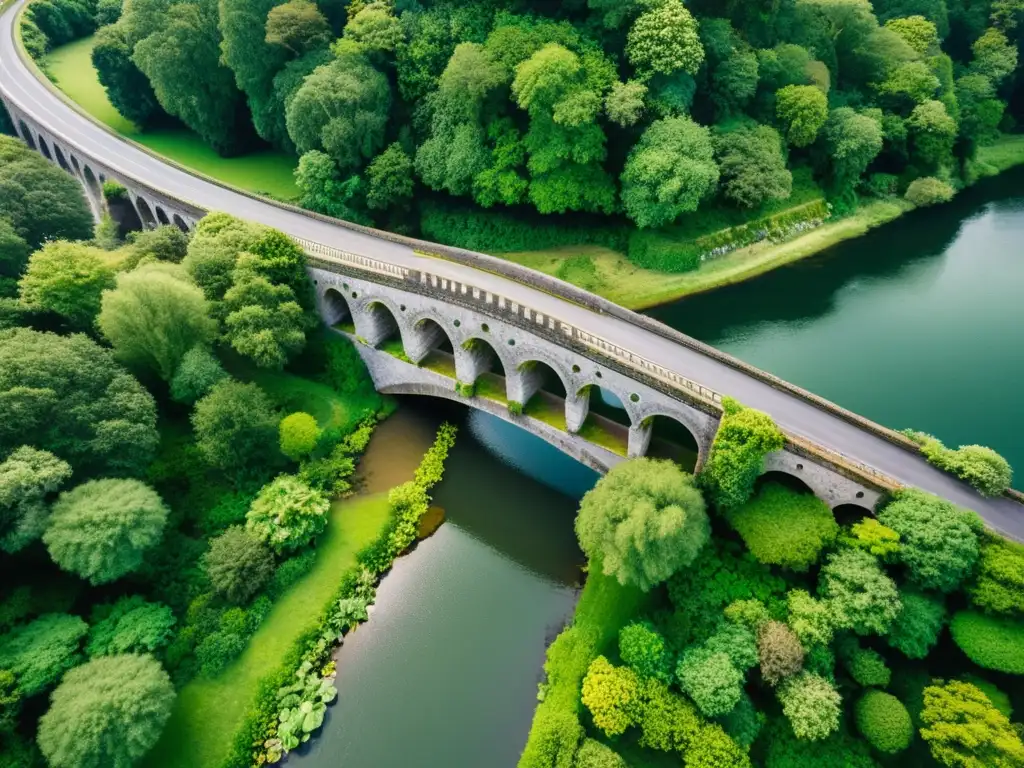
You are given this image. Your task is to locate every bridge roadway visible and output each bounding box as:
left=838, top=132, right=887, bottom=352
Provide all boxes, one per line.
left=3, top=0, right=1022, bottom=540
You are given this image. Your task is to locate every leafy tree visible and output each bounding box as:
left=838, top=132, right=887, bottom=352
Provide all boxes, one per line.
left=575, top=738, right=626, bottom=768
left=37, top=653, right=175, bottom=768
left=841, top=518, right=900, bottom=560
left=920, top=440, right=1013, bottom=496
left=701, top=18, right=759, bottom=119
left=223, top=257, right=309, bottom=369
left=633, top=677, right=701, bottom=752
left=265, top=0, right=331, bottom=55
left=0, top=446, right=71, bottom=554
left=776, top=84, right=829, bottom=147
left=0, top=219, right=30, bottom=284
left=246, top=474, right=329, bottom=554
left=621, top=117, right=719, bottom=228
left=626, top=0, right=704, bottom=77
left=86, top=596, right=175, bottom=657
left=758, top=620, right=805, bottom=686
left=44, top=478, right=168, bottom=585
left=764, top=718, right=877, bottom=768
left=127, top=226, right=190, bottom=264
left=0, top=328, right=158, bottom=476
left=18, top=241, right=115, bottom=330
left=686, top=723, right=752, bottom=768
left=885, top=15, right=939, bottom=54
left=344, top=2, right=403, bottom=53
left=182, top=212, right=265, bottom=301
left=920, top=680, right=1024, bottom=767
left=700, top=398, right=785, bottom=511
left=98, top=263, right=216, bottom=381
left=0, top=136, right=92, bottom=250
left=726, top=483, right=837, bottom=571
left=203, top=526, right=275, bottom=604
left=787, top=589, right=835, bottom=647
left=170, top=345, right=227, bottom=404
left=957, top=74, right=1004, bottom=149
left=907, top=100, right=957, bottom=168
left=704, top=619, right=759, bottom=671
left=887, top=589, right=946, bottom=659
left=192, top=380, right=282, bottom=475
left=969, top=537, right=1024, bottom=616
left=0, top=613, right=87, bottom=696
left=92, top=23, right=166, bottom=128
left=575, top=457, right=709, bottom=591
left=777, top=671, right=842, bottom=741
left=286, top=45, right=391, bottom=175
left=714, top=124, right=793, bottom=208
left=905, top=176, right=955, bottom=206
left=294, top=151, right=369, bottom=221
left=856, top=690, right=913, bottom=754
left=676, top=647, right=744, bottom=717
left=971, top=28, right=1018, bottom=84
left=876, top=61, right=939, bottom=111
left=132, top=0, right=249, bottom=155
left=581, top=655, right=641, bottom=737
left=819, top=548, right=902, bottom=636
left=877, top=489, right=981, bottom=593
left=366, top=143, right=415, bottom=211
left=605, top=80, right=646, bottom=127
left=279, top=412, right=320, bottom=461
left=718, top=691, right=765, bottom=749
left=619, top=621, right=673, bottom=683
left=839, top=638, right=891, bottom=687
left=821, top=107, right=884, bottom=192
left=950, top=610, right=1024, bottom=674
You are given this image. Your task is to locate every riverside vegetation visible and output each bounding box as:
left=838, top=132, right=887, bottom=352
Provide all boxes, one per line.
left=11, top=0, right=1024, bottom=306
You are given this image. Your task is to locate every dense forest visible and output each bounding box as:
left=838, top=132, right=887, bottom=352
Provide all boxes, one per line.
left=17, top=0, right=1024, bottom=266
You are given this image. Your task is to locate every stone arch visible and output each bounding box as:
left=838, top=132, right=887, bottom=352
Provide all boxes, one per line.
left=135, top=196, right=157, bottom=228
left=52, top=143, right=71, bottom=173
left=760, top=450, right=882, bottom=510
left=70, top=154, right=81, bottom=175
left=755, top=469, right=817, bottom=497
left=360, top=299, right=402, bottom=348
left=833, top=502, right=875, bottom=526
left=576, top=384, right=637, bottom=429
left=413, top=317, right=455, bottom=353
left=155, top=206, right=171, bottom=226
left=642, top=413, right=702, bottom=472
left=82, top=165, right=102, bottom=199
left=172, top=213, right=189, bottom=233
left=37, top=135, right=52, bottom=160
left=18, top=122, right=36, bottom=150
left=321, top=287, right=352, bottom=327
left=455, top=335, right=507, bottom=390
left=459, top=335, right=509, bottom=375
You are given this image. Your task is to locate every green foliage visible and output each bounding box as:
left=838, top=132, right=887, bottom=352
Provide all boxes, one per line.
left=44, top=478, right=169, bottom=585
left=764, top=718, right=877, bottom=768
left=961, top=675, right=1013, bottom=719
left=575, top=457, right=709, bottom=591
left=700, top=398, right=785, bottom=511
left=170, top=345, right=228, bottom=404
left=777, top=671, right=842, bottom=741
left=685, top=722, right=751, bottom=768
left=265, top=0, right=331, bottom=56
left=0, top=613, right=87, bottom=696
left=885, top=16, right=938, bottom=55
left=574, top=738, right=625, bottom=768
left=855, top=690, right=912, bottom=754
left=86, top=596, right=175, bottom=657
left=916, top=434, right=1013, bottom=496
left=819, top=548, right=902, bottom=636
left=619, top=621, right=673, bottom=682
left=621, top=117, right=719, bottom=229
left=98, top=263, right=216, bottom=380
left=279, top=412, right=320, bottom=461
left=905, top=176, right=955, bottom=206
left=717, top=691, right=764, bottom=749
left=726, top=483, right=838, bottom=571
left=203, top=526, right=275, bottom=604
left=714, top=124, right=793, bottom=209
left=192, top=380, right=283, bottom=477
left=920, top=679, right=1024, bottom=767
left=878, top=488, right=981, bottom=593
left=126, top=225, right=189, bottom=264
left=758, top=620, right=805, bottom=686
left=950, top=610, right=1024, bottom=674
left=841, top=518, right=900, bottom=560
left=92, top=23, right=166, bottom=128
left=907, top=100, right=957, bottom=169
left=18, top=240, right=115, bottom=330
left=0, top=446, right=71, bottom=554
left=0, top=220, right=30, bottom=283
left=182, top=213, right=264, bottom=302
left=581, top=655, right=641, bottom=737
left=887, top=589, right=946, bottom=659
left=267, top=549, right=317, bottom=599
left=840, top=639, right=891, bottom=687
left=366, top=143, right=415, bottom=211
left=37, top=653, right=175, bottom=768
left=245, top=475, right=330, bottom=555
left=626, top=0, right=704, bottom=77
left=676, top=647, right=745, bottom=718
left=821, top=107, right=884, bottom=193
left=970, top=536, right=1024, bottom=616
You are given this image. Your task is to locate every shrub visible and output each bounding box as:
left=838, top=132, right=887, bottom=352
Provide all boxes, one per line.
left=575, top=458, right=709, bottom=591
left=700, top=398, right=785, bottom=511
left=758, top=620, right=804, bottom=686
left=950, top=610, right=1024, bottom=674
left=726, top=483, right=838, bottom=571
left=877, top=488, right=981, bottom=593
left=969, top=536, right=1024, bottom=616
left=102, top=180, right=127, bottom=202
left=861, top=172, right=899, bottom=197
left=819, top=548, right=902, bottom=636
left=685, top=723, right=752, bottom=768
left=279, top=412, right=320, bottom=461
left=44, top=479, right=169, bottom=585
left=574, top=738, right=626, bottom=768
left=37, top=654, right=175, bottom=768
left=193, top=380, right=284, bottom=477
left=676, top=647, right=744, bottom=718
left=619, top=622, right=673, bottom=683
left=962, top=675, right=1013, bottom=718
left=581, top=656, right=641, bottom=737
left=905, top=176, right=955, bottom=207
left=626, top=229, right=702, bottom=272
left=915, top=434, right=1013, bottom=496
left=634, top=679, right=701, bottom=752
left=246, top=475, right=330, bottom=555
left=0, top=613, right=87, bottom=696
left=887, top=589, right=946, bottom=659
left=86, top=596, right=175, bottom=657
left=855, top=690, right=912, bottom=754
left=921, top=680, right=1024, bottom=766
left=777, top=672, right=842, bottom=741
left=841, top=518, right=900, bottom=560
left=840, top=640, right=891, bottom=688
left=786, top=589, right=834, bottom=648
left=195, top=630, right=248, bottom=676
left=203, top=526, right=275, bottom=605
left=170, top=346, right=227, bottom=404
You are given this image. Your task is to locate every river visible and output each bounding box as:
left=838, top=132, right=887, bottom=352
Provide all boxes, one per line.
left=289, top=170, right=1024, bottom=767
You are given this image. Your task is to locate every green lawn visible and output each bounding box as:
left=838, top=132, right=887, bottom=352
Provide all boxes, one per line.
left=976, top=134, right=1024, bottom=174
left=44, top=36, right=299, bottom=200
left=146, top=493, right=393, bottom=768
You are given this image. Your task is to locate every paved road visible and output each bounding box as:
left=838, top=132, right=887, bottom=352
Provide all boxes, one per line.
left=3, top=0, right=1022, bottom=539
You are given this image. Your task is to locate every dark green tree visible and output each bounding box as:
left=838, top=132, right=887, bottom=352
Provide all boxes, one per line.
left=192, top=379, right=282, bottom=475
left=203, top=526, right=275, bottom=604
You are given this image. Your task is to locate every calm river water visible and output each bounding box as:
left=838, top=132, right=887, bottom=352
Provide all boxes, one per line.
left=291, top=169, right=1024, bottom=767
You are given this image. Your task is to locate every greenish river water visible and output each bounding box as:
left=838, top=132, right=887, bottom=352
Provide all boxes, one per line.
left=290, top=170, right=1024, bottom=767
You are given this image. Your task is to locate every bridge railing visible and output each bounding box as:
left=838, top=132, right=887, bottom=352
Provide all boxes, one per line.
left=300, top=236, right=902, bottom=490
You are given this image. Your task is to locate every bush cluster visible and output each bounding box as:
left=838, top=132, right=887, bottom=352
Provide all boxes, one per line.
left=700, top=398, right=784, bottom=511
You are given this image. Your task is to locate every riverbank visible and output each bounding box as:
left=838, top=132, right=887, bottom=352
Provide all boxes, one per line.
left=500, top=135, right=1024, bottom=310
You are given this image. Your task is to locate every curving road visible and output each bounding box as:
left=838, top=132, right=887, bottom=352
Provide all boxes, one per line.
left=2, top=0, right=1022, bottom=539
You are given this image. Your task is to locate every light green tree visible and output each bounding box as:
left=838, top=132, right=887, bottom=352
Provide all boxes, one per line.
left=777, top=671, right=842, bottom=741
left=18, top=241, right=115, bottom=330
left=279, top=412, right=320, bottom=461
left=86, top=596, right=175, bottom=657
left=920, top=680, right=1024, bottom=767
left=581, top=655, right=641, bottom=737
left=0, top=613, right=87, bottom=696
left=0, top=446, right=71, bottom=554
left=169, top=345, right=227, bottom=404
left=265, top=0, right=331, bottom=55
left=626, top=0, right=704, bottom=77
left=246, top=474, right=329, bottom=554
left=819, top=548, right=902, bottom=635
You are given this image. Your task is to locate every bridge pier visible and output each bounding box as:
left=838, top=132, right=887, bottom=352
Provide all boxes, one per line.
left=455, top=341, right=493, bottom=384
left=627, top=421, right=653, bottom=458
left=507, top=362, right=544, bottom=406
left=404, top=320, right=446, bottom=364
left=565, top=389, right=590, bottom=434
left=356, top=302, right=399, bottom=347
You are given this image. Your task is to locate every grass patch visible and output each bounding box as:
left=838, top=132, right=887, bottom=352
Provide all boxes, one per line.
left=379, top=337, right=410, bottom=362
left=420, top=350, right=457, bottom=379
left=44, top=36, right=299, bottom=200
left=145, top=493, right=394, bottom=768
left=524, top=394, right=568, bottom=431
left=976, top=134, right=1024, bottom=174
left=577, top=415, right=628, bottom=457
left=475, top=373, right=508, bottom=404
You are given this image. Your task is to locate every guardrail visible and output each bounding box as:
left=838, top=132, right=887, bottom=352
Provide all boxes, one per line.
left=300, top=236, right=901, bottom=491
